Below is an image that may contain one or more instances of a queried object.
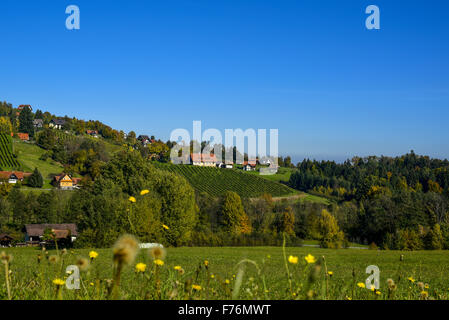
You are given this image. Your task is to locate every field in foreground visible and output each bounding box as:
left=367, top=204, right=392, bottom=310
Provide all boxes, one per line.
left=1, top=245, right=448, bottom=300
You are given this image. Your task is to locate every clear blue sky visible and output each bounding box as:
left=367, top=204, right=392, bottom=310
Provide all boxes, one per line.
left=1, top=0, right=448, bottom=162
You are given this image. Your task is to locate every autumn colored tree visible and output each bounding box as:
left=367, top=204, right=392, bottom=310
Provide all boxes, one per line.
left=220, top=191, right=251, bottom=234
left=0, top=117, right=12, bottom=135
left=317, top=209, right=345, bottom=249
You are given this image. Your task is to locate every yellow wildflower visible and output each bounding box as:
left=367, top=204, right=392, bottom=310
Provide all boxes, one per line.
left=154, top=259, right=164, bottom=266
left=135, top=263, right=147, bottom=273
left=370, top=285, right=375, bottom=291
left=162, top=224, right=169, bottom=230
left=327, top=271, right=333, bottom=276
left=408, top=277, right=415, bottom=283
left=128, top=196, right=136, bottom=203
left=204, top=260, right=209, bottom=267
left=174, top=266, right=182, bottom=271
left=345, top=296, right=352, bottom=300
left=53, top=278, right=65, bottom=286
left=425, top=284, right=429, bottom=289
left=375, top=290, right=381, bottom=295
left=89, top=251, right=98, bottom=259
left=357, top=282, right=366, bottom=288
left=288, top=255, right=298, bottom=264
left=211, top=274, right=215, bottom=279
left=225, top=279, right=230, bottom=284
left=140, top=189, right=149, bottom=196
left=90, top=282, right=94, bottom=286
left=192, top=284, right=202, bottom=291
left=304, top=254, right=316, bottom=264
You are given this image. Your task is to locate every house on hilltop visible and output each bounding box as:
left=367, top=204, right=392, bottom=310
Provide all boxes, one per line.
left=0, top=171, right=32, bottom=184
left=0, top=234, right=14, bottom=247
left=33, top=119, right=43, bottom=128
left=53, top=173, right=81, bottom=190
left=190, top=153, right=217, bottom=167
left=49, top=119, right=66, bottom=130
left=24, top=224, right=78, bottom=244
left=243, top=160, right=257, bottom=171
left=17, top=133, right=30, bottom=141
left=86, top=130, right=99, bottom=138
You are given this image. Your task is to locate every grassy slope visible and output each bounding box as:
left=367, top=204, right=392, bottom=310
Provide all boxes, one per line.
left=12, top=139, right=63, bottom=187
left=1, top=246, right=448, bottom=300
left=154, top=162, right=298, bottom=198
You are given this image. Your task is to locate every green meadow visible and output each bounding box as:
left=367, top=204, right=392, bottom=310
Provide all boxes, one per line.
left=1, top=245, right=448, bottom=300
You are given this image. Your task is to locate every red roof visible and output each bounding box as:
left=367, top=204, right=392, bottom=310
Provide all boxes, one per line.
left=17, top=133, right=29, bottom=141
left=0, top=171, right=32, bottom=180
left=191, top=153, right=217, bottom=163
left=54, top=174, right=81, bottom=185
left=243, top=161, right=257, bottom=167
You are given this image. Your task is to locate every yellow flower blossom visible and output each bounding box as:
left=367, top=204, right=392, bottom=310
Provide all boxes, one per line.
left=327, top=271, right=333, bottom=276
left=288, top=255, right=298, bottom=264
left=154, top=259, right=164, bottom=266
left=408, top=277, right=415, bottom=283
left=53, top=278, right=65, bottom=286
left=304, top=254, right=316, bottom=264
left=225, top=279, right=230, bottom=284
left=210, top=274, right=215, bottom=279
left=135, top=263, right=147, bottom=273
left=162, top=224, right=169, bottom=230
left=128, top=196, right=136, bottom=203
left=357, top=282, right=366, bottom=288
left=140, top=189, right=150, bottom=196
left=89, top=251, right=98, bottom=259
left=192, top=284, right=202, bottom=291
left=204, top=260, right=209, bottom=267
left=174, top=265, right=182, bottom=271
left=90, top=282, right=94, bottom=286
left=375, top=290, right=381, bottom=295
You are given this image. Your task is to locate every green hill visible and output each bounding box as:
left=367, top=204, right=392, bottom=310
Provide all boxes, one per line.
left=153, top=163, right=298, bottom=198
left=12, top=139, right=64, bottom=187
left=0, top=133, right=20, bottom=170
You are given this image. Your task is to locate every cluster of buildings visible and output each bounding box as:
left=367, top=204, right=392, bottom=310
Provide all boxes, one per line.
left=177, top=153, right=264, bottom=171
left=0, top=224, right=78, bottom=247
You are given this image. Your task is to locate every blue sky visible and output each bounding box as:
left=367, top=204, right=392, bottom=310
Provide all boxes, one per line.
left=0, top=0, right=448, bottom=162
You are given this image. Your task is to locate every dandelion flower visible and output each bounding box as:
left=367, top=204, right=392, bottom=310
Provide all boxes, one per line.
left=357, top=282, right=366, bottom=288
left=327, top=271, right=333, bottom=276
left=174, top=266, right=182, bottom=271
left=140, top=189, right=150, bottom=196
left=113, top=234, right=139, bottom=266
left=154, top=259, right=164, bottom=266
left=370, top=285, right=375, bottom=292
left=425, top=284, right=429, bottom=289
left=128, top=196, right=136, bottom=203
left=204, top=260, right=209, bottom=267
left=288, top=255, right=298, bottom=264
left=135, top=263, right=147, bottom=273
left=76, top=258, right=90, bottom=272
left=89, top=251, right=99, bottom=259
left=53, top=278, right=65, bottom=286
left=345, top=296, right=352, bottom=300
left=420, top=291, right=429, bottom=299
left=225, top=279, right=230, bottom=284
left=375, top=290, right=381, bottom=295
left=90, top=282, right=94, bottom=286
left=408, top=277, right=415, bottom=283
left=304, top=254, right=316, bottom=264
left=149, top=246, right=166, bottom=260
left=192, top=284, right=202, bottom=291
left=162, top=224, right=169, bottom=230
left=211, top=274, right=215, bottom=279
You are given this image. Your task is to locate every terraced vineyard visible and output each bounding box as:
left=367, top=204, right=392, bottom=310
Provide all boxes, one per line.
left=0, top=133, right=20, bottom=169
left=154, top=163, right=296, bottom=198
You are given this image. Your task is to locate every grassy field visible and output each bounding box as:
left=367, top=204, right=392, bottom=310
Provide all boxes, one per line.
left=13, top=139, right=63, bottom=187
left=245, top=167, right=295, bottom=183
left=0, top=243, right=447, bottom=300
left=154, top=163, right=298, bottom=198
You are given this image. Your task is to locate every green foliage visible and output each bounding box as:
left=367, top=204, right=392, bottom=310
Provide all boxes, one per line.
left=220, top=191, right=251, bottom=234
left=28, top=168, right=43, bottom=188
left=18, top=106, right=34, bottom=137
left=317, top=209, right=345, bottom=249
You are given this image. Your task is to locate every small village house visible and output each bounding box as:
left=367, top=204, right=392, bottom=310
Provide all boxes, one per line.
left=138, top=135, right=151, bottom=146
left=33, top=119, right=43, bottom=128
left=0, top=171, right=32, bottom=184
left=243, top=160, right=257, bottom=171
left=17, top=133, right=30, bottom=141
left=190, top=153, right=217, bottom=167
left=24, top=224, right=78, bottom=245
left=0, top=234, right=14, bottom=247
left=86, top=130, right=99, bottom=138
left=49, top=119, right=66, bottom=130
left=53, top=173, right=81, bottom=190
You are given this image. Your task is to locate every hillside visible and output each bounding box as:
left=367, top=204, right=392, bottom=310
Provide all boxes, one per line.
left=0, top=133, right=20, bottom=170
left=153, top=162, right=298, bottom=198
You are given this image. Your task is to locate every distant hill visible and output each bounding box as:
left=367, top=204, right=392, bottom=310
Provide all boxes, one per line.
left=154, top=162, right=297, bottom=198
